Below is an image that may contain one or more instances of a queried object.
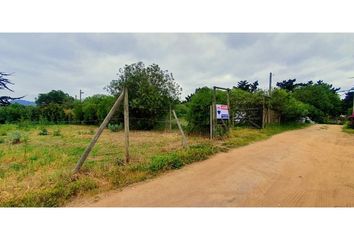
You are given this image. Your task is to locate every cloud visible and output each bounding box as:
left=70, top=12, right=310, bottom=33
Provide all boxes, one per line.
left=0, top=33, right=354, bottom=101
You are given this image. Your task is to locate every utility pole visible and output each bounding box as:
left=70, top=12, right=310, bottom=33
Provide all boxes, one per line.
left=268, top=72, right=272, bottom=124
left=79, top=89, right=84, bottom=102
left=268, top=72, right=272, bottom=96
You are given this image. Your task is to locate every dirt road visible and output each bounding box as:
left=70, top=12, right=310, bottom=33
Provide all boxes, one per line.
left=72, top=124, right=354, bottom=207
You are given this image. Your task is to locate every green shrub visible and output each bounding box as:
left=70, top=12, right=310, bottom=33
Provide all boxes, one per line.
left=8, top=131, right=22, bottom=144
left=186, top=87, right=227, bottom=134
left=17, top=120, right=32, bottom=130
left=53, top=129, right=61, bottom=136
left=149, top=153, right=183, bottom=172
left=0, top=137, right=4, bottom=144
left=148, top=143, right=218, bottom=172
left=39, top=128, right=49, bottom=136
left=108, top=123, right=123, bottom=132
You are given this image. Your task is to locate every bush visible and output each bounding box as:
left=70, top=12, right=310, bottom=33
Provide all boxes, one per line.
left=53, top=129, right=61, bottom=136
left=39, top=128, right=49, bottom=136
left=186, top=87, right=229, bottom=134
left=271, top=89, right=310, bottom=122
left=108, top=123, right=123, bottom=132
left=149, top=153, right=183, bottom=172
left=8, top=131, right=21, bottom=144
left=148, top=143, right=218, bottom=172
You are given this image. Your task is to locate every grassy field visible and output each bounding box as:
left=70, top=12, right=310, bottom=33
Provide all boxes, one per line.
left=0, top=122, right=308, bottom=207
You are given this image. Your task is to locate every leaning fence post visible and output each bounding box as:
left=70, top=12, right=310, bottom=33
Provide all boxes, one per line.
left=73, top=90, right=125, bottom=174
left=172, top=110, right=188, bottom=148
left=124, top=87, right=130, bottom=164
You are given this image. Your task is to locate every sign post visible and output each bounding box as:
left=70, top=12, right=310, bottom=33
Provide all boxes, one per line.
left=211, top=86, right=231, bottom=139
left=215, top=104, right=230, bottom=120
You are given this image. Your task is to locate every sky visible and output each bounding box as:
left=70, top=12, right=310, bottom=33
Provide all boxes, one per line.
left=1, top=33, right=354, bottom=102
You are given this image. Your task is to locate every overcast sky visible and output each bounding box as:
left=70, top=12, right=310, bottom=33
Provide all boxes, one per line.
left=1, top=33, right=354, bottom=101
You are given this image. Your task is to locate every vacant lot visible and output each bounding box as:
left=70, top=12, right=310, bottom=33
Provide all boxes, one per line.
left=75, top=124, right=354, bottom=207
left=0, top=123, right=306, bottom=206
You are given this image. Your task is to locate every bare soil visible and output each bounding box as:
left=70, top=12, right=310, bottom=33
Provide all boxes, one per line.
left=70, top=124, right=354, bottom=207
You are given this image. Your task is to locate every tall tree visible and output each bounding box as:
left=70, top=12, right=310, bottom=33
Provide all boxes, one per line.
left=0, top=72, right=23, bottom=106
left=234, top=80, right=259, bottom=93
left=35, top=90, right=74, bottom=107
left=276, top=79, right=297, bottom=91
left=292, top=81, right=342, bottom=122
left=106, top=62, right=182, bottom=130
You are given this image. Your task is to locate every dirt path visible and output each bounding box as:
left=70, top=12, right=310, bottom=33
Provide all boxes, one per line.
left=70, top=124, right=354, bottom=207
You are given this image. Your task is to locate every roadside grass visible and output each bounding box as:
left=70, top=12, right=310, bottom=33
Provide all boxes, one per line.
left=343, top=123, right=354, bottom=134
left=0, top=122, right=308, bottom=207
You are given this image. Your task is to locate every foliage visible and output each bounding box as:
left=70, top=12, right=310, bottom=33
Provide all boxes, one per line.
left=149, top=153, right=183, bottom=172
left=38, top=128, right=49, bottom=136
left=106, top=62, right=182, bottom=130
left=342, top=91, right=353, bottom=115
left=8, top=131, right=22, bottom=144
left=292, top=81, right=342, bottom=122
left=229, top=88, right=265, bottom=110
left=73, top=94, right=116, bottom=124
left=276, top=79, right=298, bottom=91
left=270, top=89, right=310, bottom=122
left=234, top=80, right=259, bottom=93
left=0, top=72, right=23, bottom=106
left=53, top=129, right=61, bottom=136
left=35, top=90, right=74, bottom=108
left=108, top=123, right=123, bottom=132
left=186, top=87, right=226, bottom=134
left=174, top=103, right=189, bottom=119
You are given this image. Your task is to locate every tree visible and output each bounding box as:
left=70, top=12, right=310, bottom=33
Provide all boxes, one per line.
left=106, top=62, right=182, bottom=130
left=276, top=79, right=297, bottom=92
left=234, top=80, right=259, bottom=93
left=0, top=72, right=23, bottom=106
left=292, top=81, right=342, bottom=122
left=343, top=91, right=354, bottom=115
left=270, top=88, right=310, bottom=122
left=35, top=90, right=74, bottom=107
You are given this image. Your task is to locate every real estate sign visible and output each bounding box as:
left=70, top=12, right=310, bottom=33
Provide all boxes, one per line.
left=216, top=104, right=229, bottom=120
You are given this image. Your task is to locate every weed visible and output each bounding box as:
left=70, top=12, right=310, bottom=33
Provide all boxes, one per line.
left=149, top=153, right=183, bottom=172
left=39, top=128, right=49, bottom=136
left=17, top=120, right=32, bottom=130
left=53, top=129, right=61, bottom=136
left=343, top=123, right=354, bottom=134
left=29, top=155, right=38, bottom=161
left=9, top=162, right=25, bottom=171
left=0, top=137, right=4, bottom=144
left=108, top=123, right=123, bottom=132
left=8, top=131, right=22, bottom=144
left=1, top=176, right=98, bottom=207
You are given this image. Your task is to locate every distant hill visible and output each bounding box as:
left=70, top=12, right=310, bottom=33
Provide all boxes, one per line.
left=11, top=99, right=36, bottom=106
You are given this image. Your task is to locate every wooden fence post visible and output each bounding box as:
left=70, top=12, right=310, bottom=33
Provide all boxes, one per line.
left=210, top=105, right=213, bottom=140
left=262, top=96, right=265, bottom=129
left=169, top=104, right=172, bottom=131
left=124, top=87, right=130, bottom=164
left=172, top=110, right=188, bottom=148
left=73, top=90, right=125, bottom=174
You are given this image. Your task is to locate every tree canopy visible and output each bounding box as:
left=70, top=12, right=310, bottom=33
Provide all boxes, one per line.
left=0, top=72, right=23, bottom=106
left=106, top=62, right=182, bottom=129
left=35, top=90, right=75, bottom=107
left=233, top=80, right=259, bottom=93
